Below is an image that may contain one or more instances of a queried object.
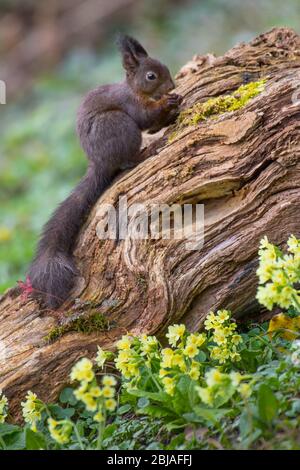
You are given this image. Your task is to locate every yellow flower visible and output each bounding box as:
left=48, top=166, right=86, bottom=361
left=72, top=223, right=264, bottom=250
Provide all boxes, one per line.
left=187, top=333, right=206, bottom=348
left=166, top=324, right=186, bottom=347
left=102, top=386, right=115, bottom=398
left=217, top=310, right=230, bottom=323
left=238, top=383, right=251, bottom=399
left=74, top=382, right=100, bottom=411
left=0, top=391, right=8, bottom=424
left=256, top=264, right=274, bottom=284
left=115, top=349, right=137, bottom=377
left=89, top=386, right=102, bottom=398
left=105, top=398, right=117, bottom=412
left=229, top=372, right=242, bottom=386
left=281, top=255, right=299, bottom=283
left=116, top=350, right=131, bottom=364
left=162, top=377, right=176, bottom=396
left=259, top=236, right=273, bottom=251
left=0, top=226, right=12, bottom=243
left=70, top=358, right=94, bottom=383
left=159, top=368, right=168, bottom=378
left=189, top=362, right=200, bottom=381
left=205, top=368, right=224, bottom=387
left=204, top=312, right=218, bottom=330
left=231, top=334, right=242, bottom=345
left=21, top=391, right=42, bottom=431
left=82, top=393, right=98, bottom=412
left=161, top=348, right=174, bottom=368
left=171, top=353, right=186, bottom=371
left=139, top=335, right=158, bottom=356
left=95, top=346, right=109, bottom=368
left=127, top=363, right=140, bottom=377
left=271, top=269, right=286, bottom=286
left=183, top=343, right=198, bottom=358
left=230, top=351, right=241, bottom=362
left=210, top=346, right=230, bottom=364
left=256, top=284, right=278, bottom=310
left=116, top=335, right=132, bottom=351
left=258, top=237, right=277, bottom=260
left=256, top=235, right=300, bottom=313
left=122, top=380, right=137, bottom=392
left=213, top=328, right=227, bottom=346
left=287, top=234, right=300, bottom=254
left=94, top=410, right=105, bottom=423
left=277, top=286, right=294, bottom=309
left=48, top=418, right=72, bottom=445
left=189, top=368, right=200, bottom=381
left=196, top=386, right=213, bottom=406
left=102, top=375, right=117, bottom=387
left=48, top=418, right=58, bottom=428
left=74, top=382, right=89, bottom=401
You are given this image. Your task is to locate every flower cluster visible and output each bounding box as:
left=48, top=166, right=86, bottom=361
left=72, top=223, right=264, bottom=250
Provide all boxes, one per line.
left=107, top=313, right=243, bottom=398
left=204, top=310, right=242, bottom=364
left=21, top=391, right=75, bottom=444
left=114, top=335, right=143, bottom=385
left=159, top=325, right=206, bottom=395
left=19, top=357, right=118, bottom=447
left=70, top=357, right=117, bottom=425
left=196, top=369, right=251, bottom=407
left=0, top=390, right=8, bottom=424
left=256, top=235, right=300, bottom=312
left=48, top=418, right=72, bottom=445
left=21, top=391, right=43, bottom=432
left=95, top=346, right=112, bottom=369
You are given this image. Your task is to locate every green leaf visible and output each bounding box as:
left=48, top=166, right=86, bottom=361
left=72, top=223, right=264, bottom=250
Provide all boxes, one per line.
left=176, top=375, right=190, bottom=396
left=128, top=389, right=168, bottom=403
left=139, top=405, right=173, bottom=419
left=103, top=424, right=117, bottom=440
left=137, top=397, right=150, bottom=408
left=59, top=387, right=77, bottom=405
left=196, top=351, right=207, bottom=362
left=0, top=423, right=20, bottom=437
left=189, top=407, right=231, bottom=425
left=117, top=404, right=132, bottom=415
left=146, top=441, right=162, bottom=450
left=239, top=408, right=253, bottom=440
left=25, top=428, right=47, bottom=450
left=48, top=404, right=75, bottom=419
left=257, top=384, right=279, bottom=423
left=3, top=431, right=26, bottom=450
left=165, top=420, right=185, bottom=431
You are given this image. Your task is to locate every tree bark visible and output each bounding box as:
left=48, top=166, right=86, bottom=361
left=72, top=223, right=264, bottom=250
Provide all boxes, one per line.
left=1, top=27, right=300, bottom=418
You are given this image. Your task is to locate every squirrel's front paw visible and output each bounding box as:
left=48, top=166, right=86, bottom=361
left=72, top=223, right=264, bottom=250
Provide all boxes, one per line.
left=166, top=93, right=183, bottom=109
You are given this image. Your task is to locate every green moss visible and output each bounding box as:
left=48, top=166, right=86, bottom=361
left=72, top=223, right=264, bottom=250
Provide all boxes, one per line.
left=169, top=79, right=266, bottom=142
left=44, top=325, right=66, bottom=343
left=44, top=311, right=110, bottom=343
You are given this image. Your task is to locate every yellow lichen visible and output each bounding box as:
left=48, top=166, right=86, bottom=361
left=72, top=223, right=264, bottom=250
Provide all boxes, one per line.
left=169, top=79, right=266, bottom=142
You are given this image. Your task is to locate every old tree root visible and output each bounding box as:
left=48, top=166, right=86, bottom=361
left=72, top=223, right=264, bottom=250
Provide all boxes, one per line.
left=1, top=28, right=300, bottom=418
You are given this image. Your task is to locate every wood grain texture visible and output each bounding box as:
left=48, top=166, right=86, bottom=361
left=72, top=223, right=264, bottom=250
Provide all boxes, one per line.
left=1, top=27, right=299, bottom=419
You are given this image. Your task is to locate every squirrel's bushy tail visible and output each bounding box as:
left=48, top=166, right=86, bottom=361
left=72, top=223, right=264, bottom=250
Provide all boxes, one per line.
left=28, top=165, right=110, bottom=309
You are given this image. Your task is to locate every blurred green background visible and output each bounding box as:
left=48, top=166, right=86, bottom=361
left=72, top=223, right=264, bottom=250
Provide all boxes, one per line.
left=0, top=0, right=299, bottom=293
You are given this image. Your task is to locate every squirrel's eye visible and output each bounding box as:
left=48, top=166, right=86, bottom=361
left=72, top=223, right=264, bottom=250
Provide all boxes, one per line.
left=146, top=71, right=157, bottom=81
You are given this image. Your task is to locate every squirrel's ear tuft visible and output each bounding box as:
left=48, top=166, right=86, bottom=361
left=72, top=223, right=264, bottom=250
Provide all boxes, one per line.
left=116, top=34, right=148, bottom=73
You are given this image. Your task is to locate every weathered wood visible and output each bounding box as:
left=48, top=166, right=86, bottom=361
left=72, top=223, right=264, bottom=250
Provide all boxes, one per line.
left=1, top=27, right=300, bottom=418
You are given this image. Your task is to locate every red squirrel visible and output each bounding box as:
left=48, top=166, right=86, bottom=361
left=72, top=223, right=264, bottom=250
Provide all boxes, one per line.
left=28, top=35, right=183, bottom=309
